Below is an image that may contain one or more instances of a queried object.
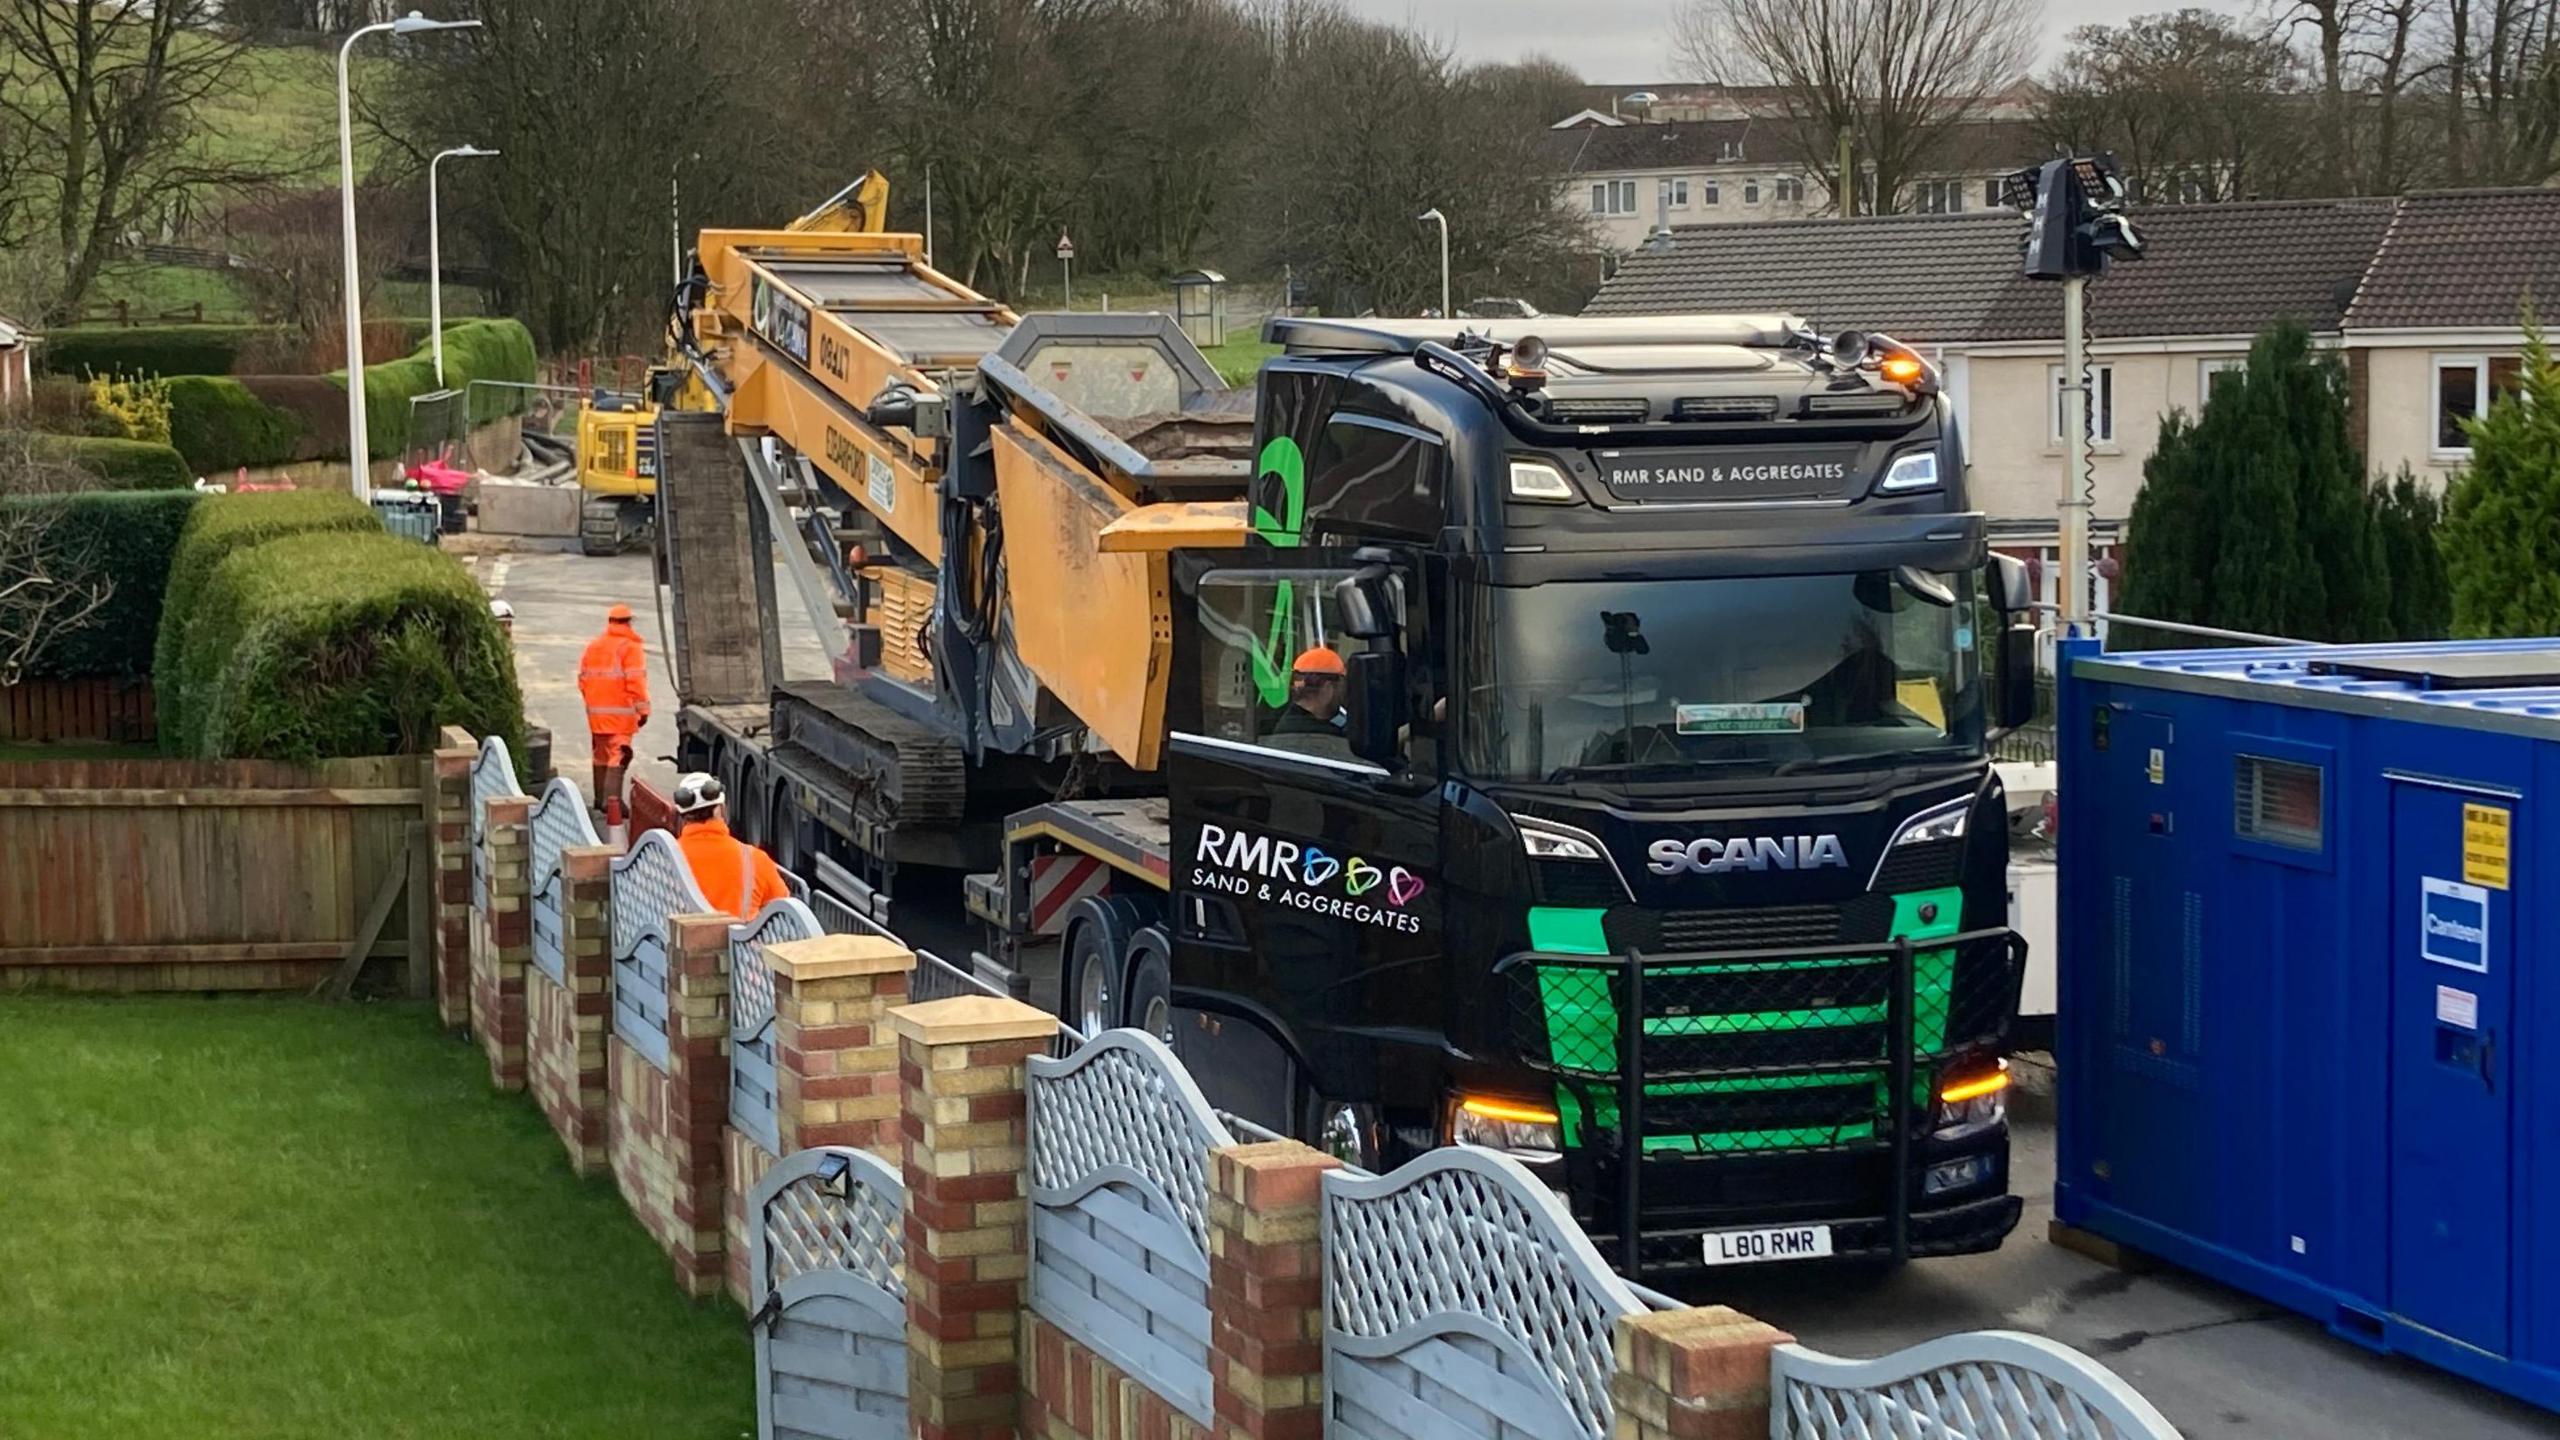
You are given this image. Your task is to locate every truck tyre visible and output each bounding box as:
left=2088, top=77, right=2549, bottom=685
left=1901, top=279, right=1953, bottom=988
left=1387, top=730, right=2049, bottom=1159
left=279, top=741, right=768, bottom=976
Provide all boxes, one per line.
left=1061, top=895, right=1139, bottom=1039
left=1121, top=926, right=1173, bottom=1043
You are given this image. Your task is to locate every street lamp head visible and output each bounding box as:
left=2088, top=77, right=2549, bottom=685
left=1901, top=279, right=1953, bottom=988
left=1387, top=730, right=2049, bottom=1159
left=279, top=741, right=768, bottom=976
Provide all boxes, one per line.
left=391, top=11, right=481, bottom=34
left=444, top=144, right=500, bottom=159
left=1417, top=208, right=1445, bottom=224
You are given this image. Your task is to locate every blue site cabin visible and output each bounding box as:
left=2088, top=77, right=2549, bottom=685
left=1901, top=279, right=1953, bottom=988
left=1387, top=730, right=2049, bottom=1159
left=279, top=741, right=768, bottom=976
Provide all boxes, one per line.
left=2056, top=634, right=2560, bottom=1412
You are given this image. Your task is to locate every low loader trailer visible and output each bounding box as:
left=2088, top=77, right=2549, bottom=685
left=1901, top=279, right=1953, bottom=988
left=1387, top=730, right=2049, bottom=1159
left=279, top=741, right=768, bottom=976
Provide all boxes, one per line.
left=655, top=223, right=2034, bottom=1279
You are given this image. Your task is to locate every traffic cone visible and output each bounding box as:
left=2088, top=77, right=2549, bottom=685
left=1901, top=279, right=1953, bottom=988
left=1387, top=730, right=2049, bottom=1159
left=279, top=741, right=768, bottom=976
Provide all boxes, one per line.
left=603, top=793, right=628, bottom=849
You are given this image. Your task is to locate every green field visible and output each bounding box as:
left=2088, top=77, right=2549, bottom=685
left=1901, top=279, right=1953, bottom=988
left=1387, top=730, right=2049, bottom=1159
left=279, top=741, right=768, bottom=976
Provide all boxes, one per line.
left=0, top=996, right=752, bottom=1438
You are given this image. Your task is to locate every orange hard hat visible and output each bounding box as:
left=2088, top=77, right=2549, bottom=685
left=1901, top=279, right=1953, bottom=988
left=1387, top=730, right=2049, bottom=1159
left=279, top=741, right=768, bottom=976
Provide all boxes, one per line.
left=606, top=603, right=635, bottom=622
left=1291, top=645, right=1345, bottom=677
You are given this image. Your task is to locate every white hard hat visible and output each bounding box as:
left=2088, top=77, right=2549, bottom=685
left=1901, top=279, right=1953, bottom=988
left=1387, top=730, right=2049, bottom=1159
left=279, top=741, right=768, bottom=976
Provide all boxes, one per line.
left=488, top=600, right=515, bottom=620
left=672, top=772, right=725, bottom=815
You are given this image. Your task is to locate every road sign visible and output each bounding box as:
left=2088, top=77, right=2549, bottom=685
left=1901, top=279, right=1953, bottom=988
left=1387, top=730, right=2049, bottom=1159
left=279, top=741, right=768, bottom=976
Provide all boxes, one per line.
left=1055, top=232, right=1076, bottom=262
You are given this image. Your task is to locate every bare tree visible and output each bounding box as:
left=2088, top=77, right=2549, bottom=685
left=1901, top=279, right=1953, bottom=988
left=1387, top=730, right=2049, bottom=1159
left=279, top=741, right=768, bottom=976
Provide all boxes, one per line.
left=2434, top=0, right=2560, bottom=185
left=0, top=430, right=109, bottom=687
left=0, top=0, right=271, bottom=325
left=2038, top=10, right=2310, bottom=203
left=1670, top=0, right=2042, bottom=215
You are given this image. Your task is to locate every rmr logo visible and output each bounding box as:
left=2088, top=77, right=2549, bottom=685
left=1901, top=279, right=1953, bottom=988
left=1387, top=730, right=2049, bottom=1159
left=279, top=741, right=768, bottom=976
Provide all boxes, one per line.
left=1647, top=835, right=1849, bottom=876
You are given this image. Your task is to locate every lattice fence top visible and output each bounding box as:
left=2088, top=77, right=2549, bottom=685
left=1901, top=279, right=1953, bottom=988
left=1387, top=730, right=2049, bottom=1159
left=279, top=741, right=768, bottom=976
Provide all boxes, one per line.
left=470, top=735, right=526, bottom=837
left=730, top=896, right=823, bottom=1038
left=754, top=1147, right=907, bottom=1305
left=611, top=830, right=711, bottom=958
left=529, top=777, right=600, bottom=890
left=1324, top=1147, right=1643, bottom=1440
left=1027, top=1029, right=1233, bottom=1251
left=1773, top=1332, right=2185, bottom=1440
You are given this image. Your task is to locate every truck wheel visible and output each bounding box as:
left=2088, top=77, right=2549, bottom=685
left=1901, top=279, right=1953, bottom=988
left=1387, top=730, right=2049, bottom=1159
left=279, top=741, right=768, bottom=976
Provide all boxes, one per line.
left=1121, top=926, right=1173, bottom=1043
left=1061, top=895, right=1137, bottom=1039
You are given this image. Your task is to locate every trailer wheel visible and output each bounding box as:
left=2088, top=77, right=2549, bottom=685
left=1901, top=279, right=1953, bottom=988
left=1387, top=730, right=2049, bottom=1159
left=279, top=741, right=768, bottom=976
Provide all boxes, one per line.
left=1121, top=926, right=1173, bottom=1043
left=1060, top=896, right=1137, bottom=1039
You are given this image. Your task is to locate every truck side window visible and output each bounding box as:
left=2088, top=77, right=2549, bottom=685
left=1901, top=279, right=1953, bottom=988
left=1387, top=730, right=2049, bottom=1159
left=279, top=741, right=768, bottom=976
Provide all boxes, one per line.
left=1194, top=566, right=1401, bottom=769
left=1306, top=416, right=1441, bottom=542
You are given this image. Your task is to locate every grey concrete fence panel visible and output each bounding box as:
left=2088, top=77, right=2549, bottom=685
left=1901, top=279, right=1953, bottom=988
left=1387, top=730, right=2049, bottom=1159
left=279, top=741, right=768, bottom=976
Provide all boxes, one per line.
left=1771, top=1331, right=2185, bottom=1440
left=528, top=777, right=599, bottom=986
left=729, top=895, right=824, bottom=1155
left=1322, top=1146, right=1645, bottom=1440
left=470, top=735, right=527, bottom=912
left=1026, top=1028, right=1234, bottom=1427
left=608, top=830, right=708, bottom=1072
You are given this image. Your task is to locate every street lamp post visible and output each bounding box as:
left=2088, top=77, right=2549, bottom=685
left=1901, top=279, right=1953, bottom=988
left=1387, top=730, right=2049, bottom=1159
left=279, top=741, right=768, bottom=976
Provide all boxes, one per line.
left=339, top=10, right=480, bottom=500
left=428, top=144, right=498, bottom=388
left=1417, top=208, right=1449, bottom=319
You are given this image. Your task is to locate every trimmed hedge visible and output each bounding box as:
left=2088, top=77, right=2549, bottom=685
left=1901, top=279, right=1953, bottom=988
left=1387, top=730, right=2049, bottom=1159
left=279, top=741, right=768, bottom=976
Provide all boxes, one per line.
left=7, top=490, right=201, bottom=680
left=164, top=318, right=537, bottom=474
left=153, top=490, right=383, bottom=746
left=38, top=436, right=193, bottom=491
left=179, top=529, right=523, bottom=762
left=38, top=325, right=284, bottom=380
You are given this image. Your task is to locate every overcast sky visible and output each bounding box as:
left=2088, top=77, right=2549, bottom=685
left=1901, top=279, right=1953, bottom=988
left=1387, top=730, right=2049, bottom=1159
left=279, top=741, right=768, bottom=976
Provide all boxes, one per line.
left=1380, top=0, right=2264, bottom=82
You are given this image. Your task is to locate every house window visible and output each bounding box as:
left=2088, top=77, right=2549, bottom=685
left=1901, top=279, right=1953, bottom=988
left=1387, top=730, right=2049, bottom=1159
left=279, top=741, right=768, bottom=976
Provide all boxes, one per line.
left=1718, top=139, right=1744, bottom=161
left=1774, top=176, right=1804, bottom=204
left=1984, top=178, right=2004, bottom=209
left=1743, top=178, right=1761, bottom=204
left=2434, top=354, right=2524, bottom=453
left=1663, top=177, right=1690, bottom=209
left=1703, top=179, right=1720, bottom=205
left=2200, top=356, right=2246, bottom=402
left=1918, top=179, right=1965, bottom=214
left=1590, top=179, right=1640, bottom=215
left=2048, top=362, right=2117, bottom=445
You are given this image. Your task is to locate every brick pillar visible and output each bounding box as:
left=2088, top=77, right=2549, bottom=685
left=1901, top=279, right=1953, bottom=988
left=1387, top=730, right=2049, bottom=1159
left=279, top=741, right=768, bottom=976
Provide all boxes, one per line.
left=1609, top=1306, right=1793, bottom=1440
left=774, top=933, right=915, bottom=1157
left=428, top=739, right=475, bottom=1029
left=1208, top=1141, right=1338, bottom=1440
left=469, top=794, right=533, bottom=1090
left=893, top=995, right=1058, bottom=1440
left=607, top=909, right=733, bottom=1299
left=528, top=844, right=617, bottom=1175
left=723, top=933, right=918, bottom=1306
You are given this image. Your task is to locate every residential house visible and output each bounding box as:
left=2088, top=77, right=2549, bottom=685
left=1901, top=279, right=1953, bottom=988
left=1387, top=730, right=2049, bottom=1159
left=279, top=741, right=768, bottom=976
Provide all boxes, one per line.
left=1551, top=94, right=2046, bottom=253
left=0, top=315, right=33, bottom=415
left=1582, top=191, right=2556, bottom=610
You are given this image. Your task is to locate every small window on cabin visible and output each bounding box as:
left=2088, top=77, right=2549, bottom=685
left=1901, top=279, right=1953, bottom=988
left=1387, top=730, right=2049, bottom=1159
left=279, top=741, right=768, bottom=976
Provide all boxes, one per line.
left=2235, top=755, right=2323, bottom=851
left=1305, top=416, right=1442, bottom=541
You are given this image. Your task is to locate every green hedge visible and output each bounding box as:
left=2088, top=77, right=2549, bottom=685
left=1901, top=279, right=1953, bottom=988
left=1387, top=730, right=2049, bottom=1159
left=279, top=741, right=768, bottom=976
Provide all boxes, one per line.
left=37, top=436, right=193, bottom=491
left=163, top=318, right=537, bottom=473
left=178, top=529, right=523, bottom=762
left=38, top=325, right=285, bottom=380
left=7, top=490, right=201, bottom=680
left=153, top=490, right=383, bottom=745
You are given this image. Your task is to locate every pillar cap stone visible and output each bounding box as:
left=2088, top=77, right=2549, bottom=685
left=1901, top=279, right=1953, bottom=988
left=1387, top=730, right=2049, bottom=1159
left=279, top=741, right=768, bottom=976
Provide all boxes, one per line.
left=767, top=933, right=917, bottom=981
left=889, top=994, right=1058, bottom=1046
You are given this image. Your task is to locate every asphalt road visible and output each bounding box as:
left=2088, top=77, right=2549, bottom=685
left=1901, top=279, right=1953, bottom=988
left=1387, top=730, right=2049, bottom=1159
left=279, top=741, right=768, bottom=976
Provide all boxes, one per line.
left=477, top=543, right=2558, bottom=1440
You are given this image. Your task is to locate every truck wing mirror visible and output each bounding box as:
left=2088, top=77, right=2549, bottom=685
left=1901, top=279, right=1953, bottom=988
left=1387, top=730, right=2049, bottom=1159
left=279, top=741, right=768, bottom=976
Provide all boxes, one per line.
left=1996, top=620, right=2038, bottom=732
left=1334, top=568, right=1401, bottom=641
left=1344, top=650, right=1407, bottom=764
left=1989, top=552, right=2032, bottom=614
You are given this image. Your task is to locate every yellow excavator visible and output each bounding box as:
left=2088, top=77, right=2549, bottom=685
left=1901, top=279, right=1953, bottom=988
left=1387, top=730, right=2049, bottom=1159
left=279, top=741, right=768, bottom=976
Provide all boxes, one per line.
left=574, top=171, right=892, bottom=555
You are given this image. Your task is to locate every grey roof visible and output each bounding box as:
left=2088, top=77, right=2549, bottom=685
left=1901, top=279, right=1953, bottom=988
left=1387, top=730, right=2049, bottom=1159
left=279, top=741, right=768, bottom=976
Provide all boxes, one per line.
left=2344, top=188, right=2560, bottom=329
left=1587, top=198, right=2403, bottom=344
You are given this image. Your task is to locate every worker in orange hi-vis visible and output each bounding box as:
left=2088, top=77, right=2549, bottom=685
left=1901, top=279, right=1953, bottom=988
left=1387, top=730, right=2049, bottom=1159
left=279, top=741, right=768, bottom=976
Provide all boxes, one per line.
left=577, top=603, right=651, bottom=834
left=670, top=772, right=791, bottom=921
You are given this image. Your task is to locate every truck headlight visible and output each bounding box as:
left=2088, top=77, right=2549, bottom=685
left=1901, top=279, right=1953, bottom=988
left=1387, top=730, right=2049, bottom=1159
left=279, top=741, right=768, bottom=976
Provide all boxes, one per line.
left=1509, top=458, right=1576, bottom=501
left=1452, top=1095, right=1563, bottom=1160
left=1518, top=821, right=1601, bottom=861
left=1887, top=796, right=1970, bottom=849
left=1878, top=450, right=1940, bottom=493
left=1932, top=1063, right=2009, bottom=1135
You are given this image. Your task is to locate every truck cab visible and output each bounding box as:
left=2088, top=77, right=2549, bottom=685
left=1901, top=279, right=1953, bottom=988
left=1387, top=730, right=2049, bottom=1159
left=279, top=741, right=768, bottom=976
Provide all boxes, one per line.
left=1148, top=316, right=2032, bottom=1276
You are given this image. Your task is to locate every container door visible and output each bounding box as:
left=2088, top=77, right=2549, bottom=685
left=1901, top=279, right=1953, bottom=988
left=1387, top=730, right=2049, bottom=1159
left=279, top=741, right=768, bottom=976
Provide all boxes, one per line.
left=2387, top=780, right=2515, bottom=1354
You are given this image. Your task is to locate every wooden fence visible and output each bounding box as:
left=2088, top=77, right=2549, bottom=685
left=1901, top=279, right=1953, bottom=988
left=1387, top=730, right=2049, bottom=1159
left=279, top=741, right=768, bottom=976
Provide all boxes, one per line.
left=1, top=678, right=157, bottom=744
left=0, top=754, right=430, bottom=994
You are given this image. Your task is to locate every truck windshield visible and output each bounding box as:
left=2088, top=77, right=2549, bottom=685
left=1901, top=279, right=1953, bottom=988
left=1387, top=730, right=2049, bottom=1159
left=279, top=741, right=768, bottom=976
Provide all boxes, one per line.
left=1458, top=569, right=1985, bottom=784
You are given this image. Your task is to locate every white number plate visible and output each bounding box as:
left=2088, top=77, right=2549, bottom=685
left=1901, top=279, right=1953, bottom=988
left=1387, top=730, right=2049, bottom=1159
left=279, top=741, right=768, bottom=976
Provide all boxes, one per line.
left=1701, top=1223, right=1834, bottom=1266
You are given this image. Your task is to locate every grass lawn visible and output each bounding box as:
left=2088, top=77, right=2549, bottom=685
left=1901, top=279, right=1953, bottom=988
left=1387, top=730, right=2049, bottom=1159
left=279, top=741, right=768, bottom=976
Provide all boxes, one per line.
left=0, top=996, right=753, bottom=1438
left=1200, top=337, right=1280, bottom=388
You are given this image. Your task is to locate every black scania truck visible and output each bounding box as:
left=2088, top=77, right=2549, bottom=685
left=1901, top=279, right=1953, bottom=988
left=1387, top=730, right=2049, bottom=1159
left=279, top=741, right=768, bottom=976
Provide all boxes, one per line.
left=1146, top=316, right=2033, bottom=1277
left=662, top=272, right=2031, bottom=1278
